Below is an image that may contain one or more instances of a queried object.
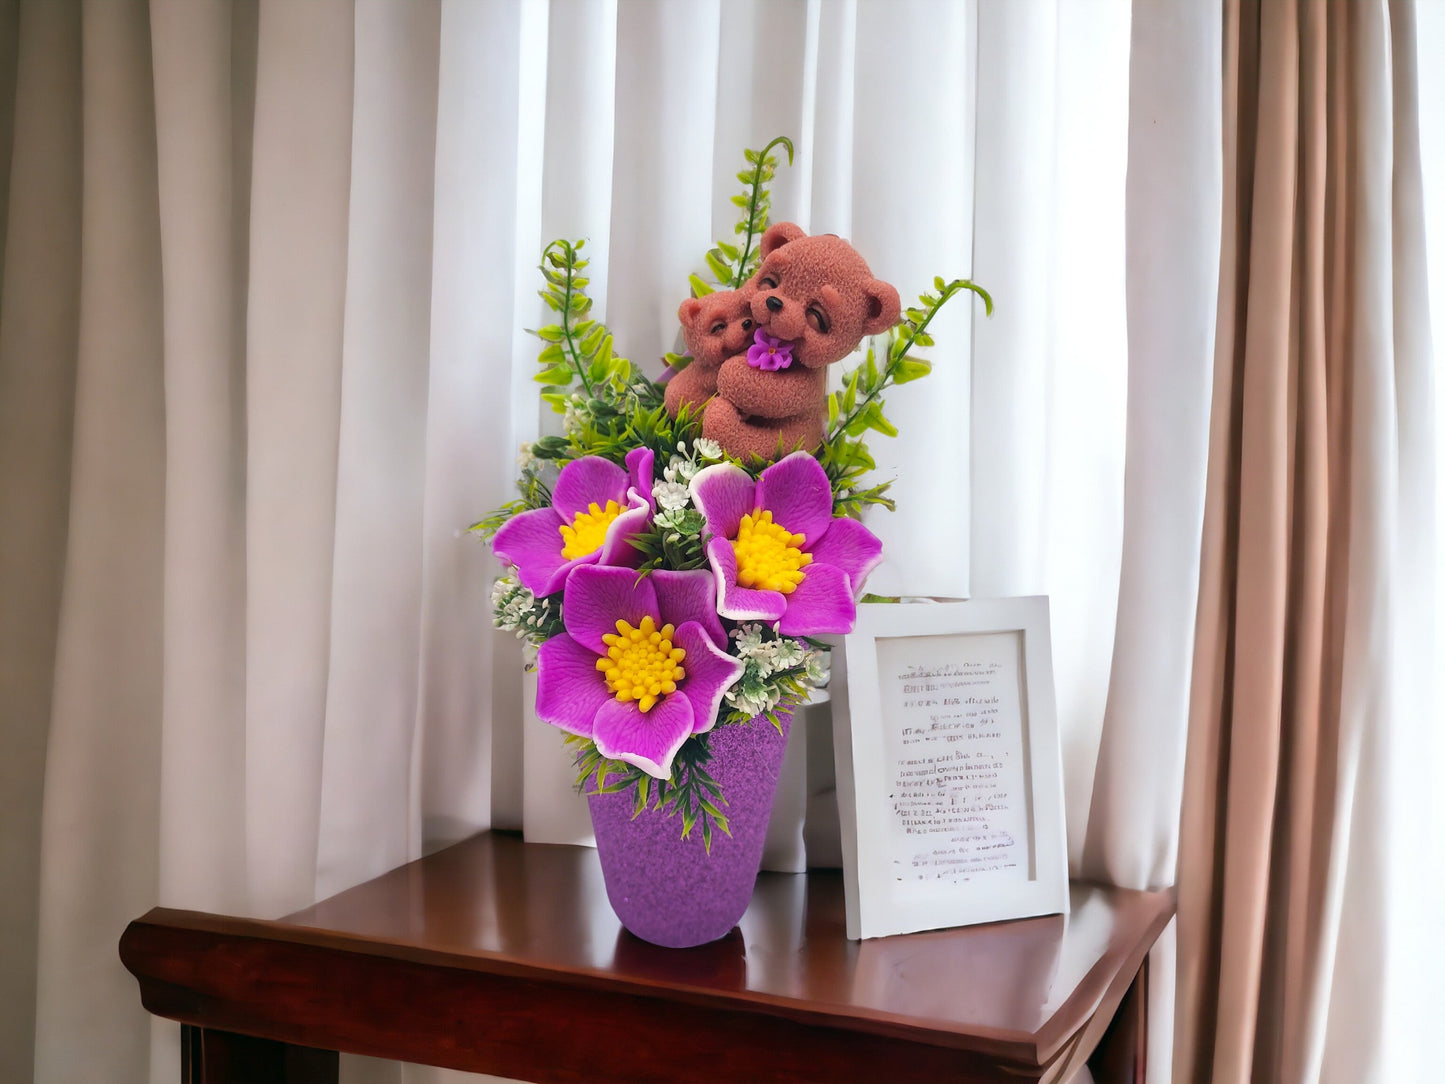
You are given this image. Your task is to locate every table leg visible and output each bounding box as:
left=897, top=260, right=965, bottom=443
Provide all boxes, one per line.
left=1088, top=954, right=1150, bottom=1084
left=181, top=1024, right=339, bottom=1084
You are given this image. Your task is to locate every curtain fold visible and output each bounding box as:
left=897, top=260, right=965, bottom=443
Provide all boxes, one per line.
left=1174, top=1, right=1435, bottom=1081
left=417, top=0, right=524, bottom=855
left=970, top=0, right=1132, bottom=870
left=314, top=0, right=441, bottom=902
left=243, top=0, right=356, bottom=920
left=31, top=2, right=166, bottom=1080
left=0, top=3, right=81, bottom=1081
left=149, top=0, right=253, bottom=920
left=1081, top=4, right=1225, bottom=1081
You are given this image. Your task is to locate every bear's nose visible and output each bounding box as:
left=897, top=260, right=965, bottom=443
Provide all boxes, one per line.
left=765, top=295, right=783, bottom=313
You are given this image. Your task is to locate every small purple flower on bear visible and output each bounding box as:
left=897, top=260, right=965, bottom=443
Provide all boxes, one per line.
left=534, top=565, right=743, bottom=779
left=688, top=451, right=883, bottom=636
left=745, top=328, right=794, bottom=371
left=492, top=448, right=654, bottom=598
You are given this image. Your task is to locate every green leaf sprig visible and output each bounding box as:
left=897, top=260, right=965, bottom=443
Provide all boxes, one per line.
left=821, top=277, right=993, bottom=518
left=663, top=137, right=794, bottom=374
left=533, top=239, right=637, bottom=407
left=468, top=462, right=553, bottom=542
left=696, top=136, right=796, bottom=296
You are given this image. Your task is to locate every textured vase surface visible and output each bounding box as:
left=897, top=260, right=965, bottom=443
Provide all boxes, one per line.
left=586, top=710, right=792, bottom=948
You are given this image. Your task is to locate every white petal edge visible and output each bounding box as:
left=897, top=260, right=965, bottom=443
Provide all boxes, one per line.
left=678, top=625, right=746, bottom=737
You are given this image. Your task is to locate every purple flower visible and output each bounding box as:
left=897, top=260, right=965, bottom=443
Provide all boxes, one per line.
left=746, top=328, right=794, bottom=371
left=535, top=565, right=742, bottom=779
left=689, top=451, right=883, bottom=636
left=492, top=448, right=654, bottom=597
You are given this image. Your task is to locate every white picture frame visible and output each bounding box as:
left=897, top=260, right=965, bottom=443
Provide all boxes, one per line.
left=828, top=598, right=1069, bottom=940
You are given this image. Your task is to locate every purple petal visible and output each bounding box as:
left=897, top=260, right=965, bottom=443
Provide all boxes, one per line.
left=807, top=516, right=884, bottom=597
left=778, top=563, right=857, bottom=636
left=706, top=537, right=787, bottom=623
left=754, top=451, right=834, bottom=546
left=535, top=634, right=609, bottom=737
left=552, top=456, right=629, bottom=520
left=539, top=556, right=597, bottom=597
left=674, top=622, right=745, bottom=735
left=625, top=446, right=655, bottom=507
left=591, top=694, right=695, bottom=780
left=596, top=493, right=652, bottom=568
left=689, top=463, right=756, bottom=540
left=650, top=569, right=727, bottom=648
left=562, top=564, right=662, bottom=654
left=491, top=506, right=569, bottom=597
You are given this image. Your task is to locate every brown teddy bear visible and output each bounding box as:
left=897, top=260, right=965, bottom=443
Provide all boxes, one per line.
left=664, top=287, right=756, bottom=419
left=702, top=223, right=900, bottom=461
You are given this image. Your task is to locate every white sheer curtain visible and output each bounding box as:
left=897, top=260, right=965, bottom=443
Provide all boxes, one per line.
left=25, top=1, right=1437, bottom=1083
left=1403, top=3, right=1444, bottom=1080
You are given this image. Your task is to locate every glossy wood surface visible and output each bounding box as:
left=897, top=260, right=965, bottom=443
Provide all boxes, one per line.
left=122, top=831, right=1172, bottom=1083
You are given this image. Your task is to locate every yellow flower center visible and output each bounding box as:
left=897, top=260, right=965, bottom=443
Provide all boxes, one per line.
left=559, top=499, right=624, bottom=560
left=732, top=508, right=812, bottom=594
left=595, top=616, right=687, bottom=713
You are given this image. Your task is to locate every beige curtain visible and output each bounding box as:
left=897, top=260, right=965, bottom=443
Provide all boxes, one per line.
left=1176, top=1, right=1435, bottom=1082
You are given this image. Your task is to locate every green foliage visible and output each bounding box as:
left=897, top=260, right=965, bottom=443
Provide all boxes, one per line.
left=488, top=574, right=566, bottom=644
left=714, top=661, right=813, bottom=734
left=534, top=392, right=693, bottom=471
left=567, top=730, right=737, bottom=853
left=820, top=277, right=994, bottom=517
left=694, top=136, right=795, bottom=295
left=468, top=461, right=553, bottom=542
left=628, top=505, right=711, bottom=573
left=533, top=239, right=649, bottom=408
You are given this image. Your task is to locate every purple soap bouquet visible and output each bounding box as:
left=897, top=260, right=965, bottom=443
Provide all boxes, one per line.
left=474, top=137, right=989, bottom=852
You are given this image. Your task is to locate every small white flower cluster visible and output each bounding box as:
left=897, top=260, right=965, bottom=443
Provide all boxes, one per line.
left=516, top=443, right=539, bottom=472
left=723, top=624, right=829, bottom=718
left=726, top=675, right=781, bottom=719
left=652, top=439, right=722, bottom=530
left=729, top=624, right=802, bottom=671
left=804, top=648, right=830, bottom=686
left=561, top=393, right=588, bottom=435
left=653, top=479, right=690, bottom=512
left=490, top=573, right=553, bottom=641
left=692, top=437, right=725, bottom=462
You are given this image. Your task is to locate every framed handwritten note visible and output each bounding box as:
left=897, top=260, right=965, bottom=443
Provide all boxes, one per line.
left=829, top=598, right=1068, bottom=939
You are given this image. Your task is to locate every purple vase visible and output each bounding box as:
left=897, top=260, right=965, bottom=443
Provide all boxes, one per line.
left=586, top=711, right=792, bottom=948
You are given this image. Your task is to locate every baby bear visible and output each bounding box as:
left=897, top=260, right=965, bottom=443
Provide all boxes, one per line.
left=664, top=287, right=756, bottom=419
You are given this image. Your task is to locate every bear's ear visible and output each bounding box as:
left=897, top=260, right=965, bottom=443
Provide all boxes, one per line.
left=760, top=221, right=806, bottom=259
left=860, top=280, right=902, bottom=336
left=678, top=297, right=703, bottom=326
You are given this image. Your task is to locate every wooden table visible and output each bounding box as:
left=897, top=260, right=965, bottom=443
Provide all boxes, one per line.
left=120, top=831, right=1173, bottom=1084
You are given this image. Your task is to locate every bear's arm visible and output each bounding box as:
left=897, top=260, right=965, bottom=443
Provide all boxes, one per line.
left=716, top=356, right=826, bottom=420
left=664, top=360, right=719, bottom=418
